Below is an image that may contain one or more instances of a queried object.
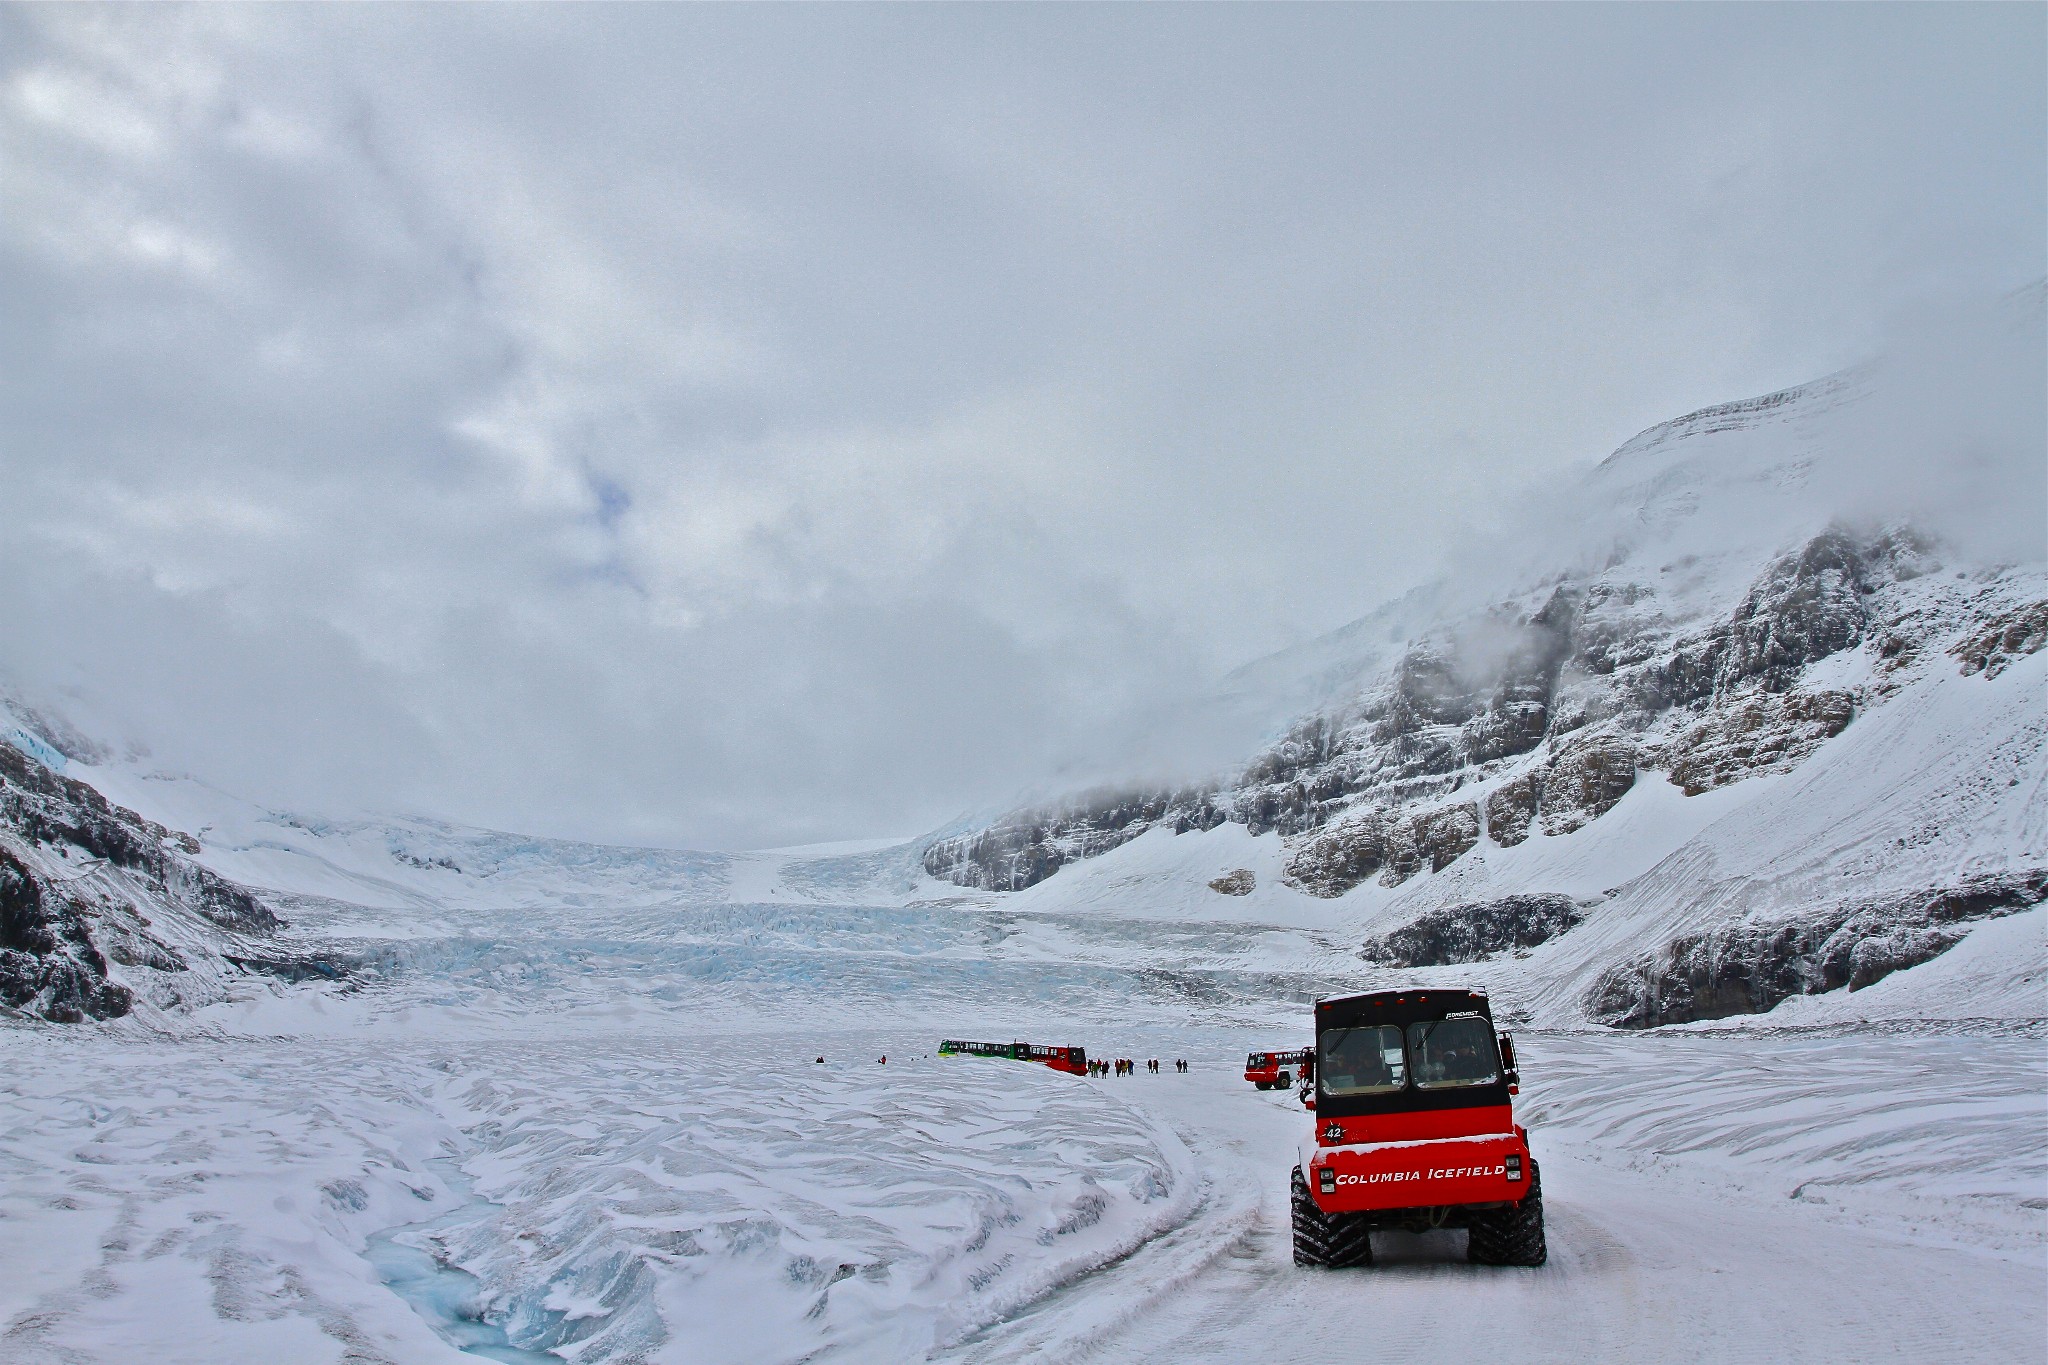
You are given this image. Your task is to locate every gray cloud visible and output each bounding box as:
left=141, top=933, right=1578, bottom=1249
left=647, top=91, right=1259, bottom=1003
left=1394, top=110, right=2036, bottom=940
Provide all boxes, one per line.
left=2, top=4, right=2041, bottom=846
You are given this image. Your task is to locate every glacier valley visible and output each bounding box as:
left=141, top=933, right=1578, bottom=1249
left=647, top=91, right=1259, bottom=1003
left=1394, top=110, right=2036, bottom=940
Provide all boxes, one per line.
left=3, top=317, right=2043, bottom=1364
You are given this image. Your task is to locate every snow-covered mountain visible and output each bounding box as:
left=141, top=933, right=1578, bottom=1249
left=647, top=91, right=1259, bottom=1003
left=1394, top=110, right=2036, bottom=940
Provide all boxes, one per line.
left=922, top=299, right=2048, bottom=1028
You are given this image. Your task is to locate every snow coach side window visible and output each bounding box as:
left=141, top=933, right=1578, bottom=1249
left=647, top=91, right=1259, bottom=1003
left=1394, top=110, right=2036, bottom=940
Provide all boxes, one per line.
left=1318, top=1025, right=1407, bottom=1095
left=1406, top=1016, right=1500, bottom=1089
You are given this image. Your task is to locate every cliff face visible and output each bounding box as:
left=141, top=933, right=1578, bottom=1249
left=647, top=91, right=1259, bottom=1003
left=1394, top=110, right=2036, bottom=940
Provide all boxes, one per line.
left=0, top=735, right=281, bottom=1022
left=926, top=523, right=2027, bottom=900
left=1270, top=526, right=1900, bottom=896
left=1584, top=870, right=2048, bottom=1027
left=921, top=786, right=1227, bottom=893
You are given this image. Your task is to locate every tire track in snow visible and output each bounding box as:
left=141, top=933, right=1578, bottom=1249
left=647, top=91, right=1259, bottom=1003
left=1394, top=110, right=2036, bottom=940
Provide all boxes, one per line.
left=936, top=1034, right=2047, bottom=1365
left=935, top=1107, right=1269, bottom=1364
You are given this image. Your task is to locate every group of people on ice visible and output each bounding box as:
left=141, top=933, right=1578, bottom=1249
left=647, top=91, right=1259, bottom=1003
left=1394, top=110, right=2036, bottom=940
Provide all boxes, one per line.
left=1090, top=1057, right=1189, bottom=1076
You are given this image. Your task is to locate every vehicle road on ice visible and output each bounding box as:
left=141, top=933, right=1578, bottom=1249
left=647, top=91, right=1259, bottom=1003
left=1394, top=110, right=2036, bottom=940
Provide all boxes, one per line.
left=944, top=1022, right=2047, bottom=1365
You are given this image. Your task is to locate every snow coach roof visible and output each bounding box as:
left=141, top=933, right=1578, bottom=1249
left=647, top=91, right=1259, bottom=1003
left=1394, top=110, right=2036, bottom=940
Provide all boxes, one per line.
left=1319, top=987, right=1487, bottom=1007
left=1316, top=988, right=1492, bottom=1029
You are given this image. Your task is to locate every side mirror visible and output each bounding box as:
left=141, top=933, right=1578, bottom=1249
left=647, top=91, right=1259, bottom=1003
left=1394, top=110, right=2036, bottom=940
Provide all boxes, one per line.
left=1498, top=1033, right=1520, bottom=1088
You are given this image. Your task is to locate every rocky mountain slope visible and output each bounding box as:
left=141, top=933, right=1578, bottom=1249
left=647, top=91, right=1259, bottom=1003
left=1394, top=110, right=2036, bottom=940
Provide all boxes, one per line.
left=923, top=310, right=2047, bottom=1026
left=0, top=730, right=282, bottom=1022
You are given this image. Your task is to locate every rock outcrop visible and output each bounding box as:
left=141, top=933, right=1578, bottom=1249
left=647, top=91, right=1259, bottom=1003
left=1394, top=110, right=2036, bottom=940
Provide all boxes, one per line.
left=1282, top=811, right=1390, bottom=899
left=926, top=528, right=1912, bottom=897
left=1475, top=731, right=1639, bottom=852
left=1715, top=530, right=1869, bottom=695
left=930, top=523, right=2021, bottom=900
left=1411, top=804, right=1481, bottom=878
left=1536, top=734, right=1637, bottom=836
left=1362, top=894, right=1589, bottom=967
left=0, top=743, right=278, bottom=933
left=1952, top=600, right=2048, bottom=678
left=0, top=740, right=283, bottom=1022
left=1653, top=690, right=1855, bottom=796
left=0, top=847, right=134, bottom=1021
left=1583, top=870, right=2048, bottom=1028
left=921, top=786, right=1226, bottom=892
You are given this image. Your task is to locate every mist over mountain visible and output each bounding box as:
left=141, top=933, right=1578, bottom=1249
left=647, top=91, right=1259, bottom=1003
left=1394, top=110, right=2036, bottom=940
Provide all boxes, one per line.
left=937, top=288, right=2043, bottom=831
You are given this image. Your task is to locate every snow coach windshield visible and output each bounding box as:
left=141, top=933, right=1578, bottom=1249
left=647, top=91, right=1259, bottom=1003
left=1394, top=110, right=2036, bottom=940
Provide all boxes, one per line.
left=1317, top=1025, right=1407, bottom=1095
left=1407, top=1016, right=1500, bottom=1089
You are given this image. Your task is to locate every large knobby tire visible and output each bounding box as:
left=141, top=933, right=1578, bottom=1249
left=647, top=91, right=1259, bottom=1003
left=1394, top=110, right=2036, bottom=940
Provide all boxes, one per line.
left=1467, top=1162, right=1547, bottom=1266
left=1292, top=1167, right=1374, bottom=1269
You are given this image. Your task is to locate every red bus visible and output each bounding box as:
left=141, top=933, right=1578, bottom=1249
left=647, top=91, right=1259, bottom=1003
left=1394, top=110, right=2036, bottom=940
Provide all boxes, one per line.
left=1245, top=1048, right=1313, bottom=1090
left=1292, top=988, right=1544, bottom=1267
left=939, top=1039, right=1089, bottom=1076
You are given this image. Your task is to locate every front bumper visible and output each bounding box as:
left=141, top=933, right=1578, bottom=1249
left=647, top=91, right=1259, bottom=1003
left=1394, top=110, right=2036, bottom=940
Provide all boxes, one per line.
left=1303, top=1132, right=1531, bottom=1215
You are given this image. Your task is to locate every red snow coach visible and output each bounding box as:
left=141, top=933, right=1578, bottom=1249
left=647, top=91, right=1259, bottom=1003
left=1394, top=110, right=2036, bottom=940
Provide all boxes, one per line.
left=1244, top=1048, right=1312, bottom=1091
left=1022, top=1043, right=1089, bottom=1076
left=938, top=1039, right=1090, bottom=1077
left=1292, top=988, right=1544, bottom=1268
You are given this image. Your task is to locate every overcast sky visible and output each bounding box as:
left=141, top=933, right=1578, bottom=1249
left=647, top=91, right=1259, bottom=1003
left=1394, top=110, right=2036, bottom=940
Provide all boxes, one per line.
left=2, top=4, right=2042, bottom=848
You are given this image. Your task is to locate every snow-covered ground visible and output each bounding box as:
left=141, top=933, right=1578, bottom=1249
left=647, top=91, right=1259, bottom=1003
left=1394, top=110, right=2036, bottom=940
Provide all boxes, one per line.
left=4, top=860, right=2043, bottom=1365
left=5, top=1014, right=2041, bottom=1364
left=1, top=1026, right=1199, bottom=1365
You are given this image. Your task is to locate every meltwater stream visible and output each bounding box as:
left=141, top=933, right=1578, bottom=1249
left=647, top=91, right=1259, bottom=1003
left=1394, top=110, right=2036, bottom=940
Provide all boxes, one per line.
left=364, top=1159, right=565, bottom=1365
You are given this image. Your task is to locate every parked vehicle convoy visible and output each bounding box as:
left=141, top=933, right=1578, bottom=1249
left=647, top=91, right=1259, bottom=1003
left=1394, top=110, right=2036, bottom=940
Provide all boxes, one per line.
left=1291, top=988, right=1545, bottom=1268
left=938, top=1039, right=1089, bottom=1076
left=1244, top=1048, right=1313, bottom=1091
